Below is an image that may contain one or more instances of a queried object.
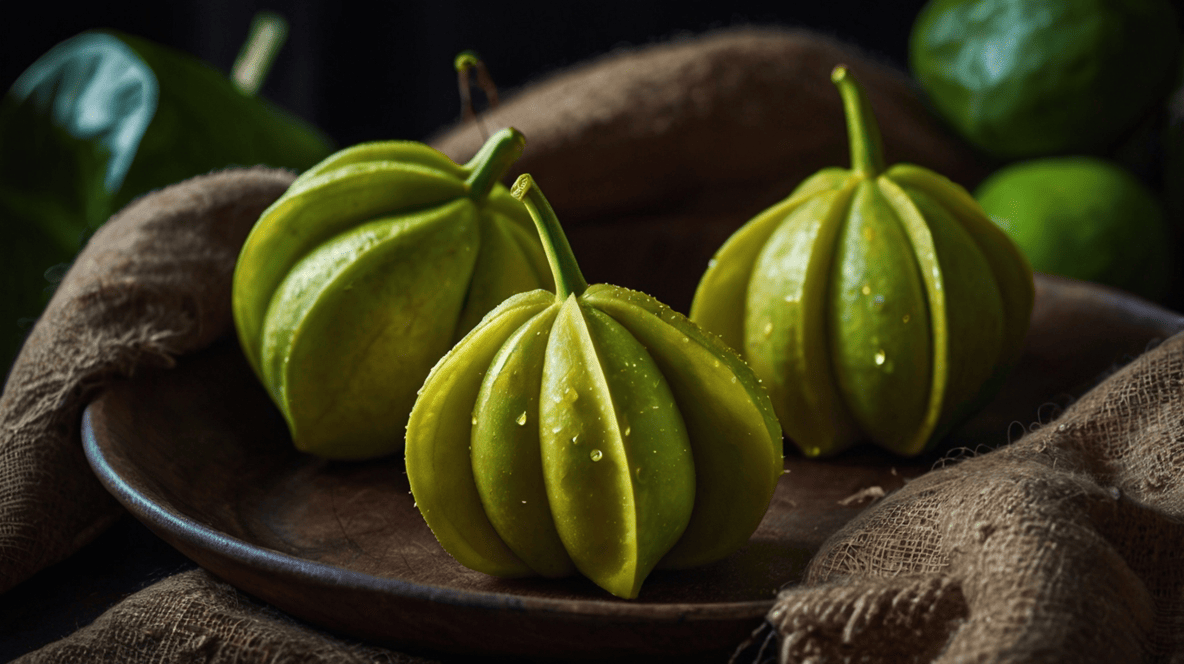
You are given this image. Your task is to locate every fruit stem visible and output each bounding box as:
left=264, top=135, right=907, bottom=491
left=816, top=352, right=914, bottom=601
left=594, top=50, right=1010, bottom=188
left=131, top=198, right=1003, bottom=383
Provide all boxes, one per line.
left=832, top=65, right=885, bottom=177
left=455, top=51, right=499, bottom=141
left=464, top=126, right=525, bottom=201
left=511, top=174, right=588, bottom=299
left=232, top=11, right=288, bottom=95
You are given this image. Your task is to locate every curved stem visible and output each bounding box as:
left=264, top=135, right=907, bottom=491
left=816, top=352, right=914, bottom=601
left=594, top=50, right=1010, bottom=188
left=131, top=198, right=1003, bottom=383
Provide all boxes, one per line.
left=455, top=51, right=480, bottom=127
left=510, top=174, right=588, bottom=299
left=464, top=127, right=525, bottom=200
left=831, top=65, right=885, bottom=177
left=455, top=51, right=499, bottom=141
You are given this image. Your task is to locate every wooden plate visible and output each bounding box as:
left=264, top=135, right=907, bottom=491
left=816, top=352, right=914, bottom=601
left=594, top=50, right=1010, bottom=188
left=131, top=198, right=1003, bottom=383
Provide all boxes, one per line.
left=81, top=273, right=1184, bottom=662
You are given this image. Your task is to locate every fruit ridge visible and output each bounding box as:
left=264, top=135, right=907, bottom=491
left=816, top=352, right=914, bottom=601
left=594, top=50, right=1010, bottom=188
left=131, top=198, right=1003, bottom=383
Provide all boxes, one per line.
left=232, top=127, right=552, bottom=459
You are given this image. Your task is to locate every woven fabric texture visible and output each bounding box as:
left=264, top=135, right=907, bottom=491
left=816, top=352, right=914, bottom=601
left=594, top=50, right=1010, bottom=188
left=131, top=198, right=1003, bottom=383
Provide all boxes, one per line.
left=0, top=167, right=295, bottom=595
left=749, top=333, right=1184, bottom=662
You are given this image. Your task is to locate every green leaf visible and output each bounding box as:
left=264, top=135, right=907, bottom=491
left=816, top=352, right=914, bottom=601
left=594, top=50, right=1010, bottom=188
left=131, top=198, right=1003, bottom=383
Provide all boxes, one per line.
left=0, top=29, right=335, bottom=375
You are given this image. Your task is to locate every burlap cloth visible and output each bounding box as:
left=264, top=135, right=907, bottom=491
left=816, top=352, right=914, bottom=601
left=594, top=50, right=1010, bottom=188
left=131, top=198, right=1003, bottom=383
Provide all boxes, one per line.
left=3, top=27, right=1183, bottom=663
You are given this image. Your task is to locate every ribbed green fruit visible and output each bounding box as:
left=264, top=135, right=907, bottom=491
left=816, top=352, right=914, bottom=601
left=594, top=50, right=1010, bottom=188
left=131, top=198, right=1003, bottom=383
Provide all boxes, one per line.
left=690, top=66, right=1034, bottom=458
left=406, top=174, right=783, bottom=599
left=232, top=128, right=552, bottom=459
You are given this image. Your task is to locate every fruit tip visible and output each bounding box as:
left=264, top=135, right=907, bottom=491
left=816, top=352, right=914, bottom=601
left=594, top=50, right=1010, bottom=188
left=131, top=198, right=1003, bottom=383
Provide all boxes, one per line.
left=510, top=173, right=535, bottom=201
left=454, top=50, right=482, bottom=72
left=831, top=64, right=849, bottom=84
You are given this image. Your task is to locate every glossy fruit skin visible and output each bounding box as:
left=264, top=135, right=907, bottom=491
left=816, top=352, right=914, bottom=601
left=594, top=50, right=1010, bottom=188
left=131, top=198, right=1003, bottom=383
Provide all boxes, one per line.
left=975, top=156, right=1172, bottom=302
left=405, top=176, right=783, bottom=600
left=691, top=67, right=1034, bottom=458
left=909, top=0, right=1181, bottom=159
left=233, top=128, right=552, bottom=460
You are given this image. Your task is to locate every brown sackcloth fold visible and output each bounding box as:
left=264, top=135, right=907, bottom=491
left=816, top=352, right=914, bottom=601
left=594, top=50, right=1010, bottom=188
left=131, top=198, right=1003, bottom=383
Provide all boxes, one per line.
left=0, top=167, right=295, bottom=594
left=14, top=568, right=438, bottom=663
left=748, top=332, right=1184, bottom=663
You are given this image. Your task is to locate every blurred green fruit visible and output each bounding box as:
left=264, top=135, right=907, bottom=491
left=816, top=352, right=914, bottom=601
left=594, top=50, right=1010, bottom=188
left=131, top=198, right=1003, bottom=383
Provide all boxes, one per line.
left=975, top=156, right=1172, bottom=300
left=910, top=0, right=1181, bottom=159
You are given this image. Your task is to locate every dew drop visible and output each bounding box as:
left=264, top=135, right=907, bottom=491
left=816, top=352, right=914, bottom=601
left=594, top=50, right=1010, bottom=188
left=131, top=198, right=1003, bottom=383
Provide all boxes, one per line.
left=590, top=449, right=603, bottom=462
left=874, top=350, right=887, bottom=366
left=624, top=425, right=632, bottom=436
left=681, top=336, right=690, bottom=343
left=861, top=284, right=871, bottom=296
left=471, top=415, right=477, bottom=426
left=572, top=433, right=580, bottom=445
left=516, top=412, right=528, bottom=426
left=564, top=386, right=579, bottom=402
left=763, top=322, right=774, bottom=337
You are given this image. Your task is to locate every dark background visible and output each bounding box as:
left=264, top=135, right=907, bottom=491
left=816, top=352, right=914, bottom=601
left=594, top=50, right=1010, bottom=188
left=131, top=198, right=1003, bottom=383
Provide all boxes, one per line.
left=3, top=1, right=932, bottom=148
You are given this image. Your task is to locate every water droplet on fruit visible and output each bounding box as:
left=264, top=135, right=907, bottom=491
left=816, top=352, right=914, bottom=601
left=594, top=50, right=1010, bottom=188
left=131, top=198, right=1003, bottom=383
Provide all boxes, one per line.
left=572, top=433, right=580, bottom=445
left=590, top=449, right=603, bottom=461
left=516, top=412, right=528, bottom=426
left=471, top=415, right=478, bottom=425
left=861, top=283, right=871, bottom=296
left=564, top=387, right=579, bottom=402
left=874, top=350, right=886, bottom=366
left=763, top=322, right=774, bottom=337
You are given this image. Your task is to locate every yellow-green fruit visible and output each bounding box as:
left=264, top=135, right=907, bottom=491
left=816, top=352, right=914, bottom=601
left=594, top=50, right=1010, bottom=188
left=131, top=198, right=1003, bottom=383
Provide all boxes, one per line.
left=690, top=66, right=1033, bottom=458
left=406, top=175, right=783, bottom=599
left=233, top=128, right=552, bottom=459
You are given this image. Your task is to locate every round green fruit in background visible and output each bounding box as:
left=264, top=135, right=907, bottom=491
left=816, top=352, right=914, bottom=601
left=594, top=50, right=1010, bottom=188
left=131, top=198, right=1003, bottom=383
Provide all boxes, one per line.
left=910, top=0, right=1181, bottom=159
left=974, top=156, right=1172, bottom=301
